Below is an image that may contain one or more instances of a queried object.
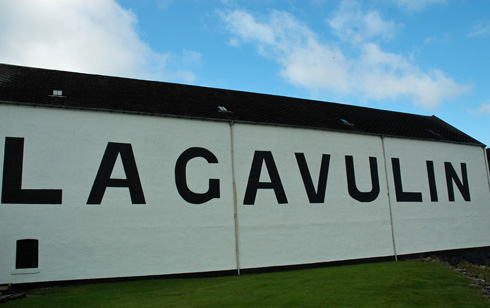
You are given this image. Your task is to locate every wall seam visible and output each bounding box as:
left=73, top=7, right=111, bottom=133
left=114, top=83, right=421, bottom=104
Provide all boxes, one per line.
left=381, top=136, right=398, bottom=261
left=483, top=147, right=490, bottom=193
left=229, top=122, right=241, bottom=275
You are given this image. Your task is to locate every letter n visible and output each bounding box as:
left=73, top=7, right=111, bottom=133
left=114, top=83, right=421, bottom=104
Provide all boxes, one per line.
left=445, top=162, right=470, bottom=202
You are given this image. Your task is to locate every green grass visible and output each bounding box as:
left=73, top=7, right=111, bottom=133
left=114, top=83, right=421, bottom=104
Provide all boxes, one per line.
left=459, top=262, right=490, bottom=281
left=5, top=261, right=490, bottom=308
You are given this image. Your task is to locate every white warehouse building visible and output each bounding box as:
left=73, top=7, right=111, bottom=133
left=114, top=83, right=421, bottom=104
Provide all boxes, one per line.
left=1, top=63, right=489, bottom=286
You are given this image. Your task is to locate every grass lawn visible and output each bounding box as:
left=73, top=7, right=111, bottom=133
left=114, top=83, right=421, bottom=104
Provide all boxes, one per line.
left=5, top=261, right=490, bottom=308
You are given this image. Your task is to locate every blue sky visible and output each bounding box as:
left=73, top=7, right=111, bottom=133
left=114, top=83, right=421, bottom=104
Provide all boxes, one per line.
left=1, top=0, right=489, bottom=146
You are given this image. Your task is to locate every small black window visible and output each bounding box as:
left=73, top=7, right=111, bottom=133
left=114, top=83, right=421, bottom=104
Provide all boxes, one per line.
left=16, top=239, right=39, bottom=269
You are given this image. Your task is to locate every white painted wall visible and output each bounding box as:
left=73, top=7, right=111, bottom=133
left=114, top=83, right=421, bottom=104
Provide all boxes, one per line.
left=383, top=137, right=490, bottom=255
left=1, top=104, right=489, bottom=284
left=0, top=105, right=237, bottom=283
left=232, top=124, right=395, bottom=268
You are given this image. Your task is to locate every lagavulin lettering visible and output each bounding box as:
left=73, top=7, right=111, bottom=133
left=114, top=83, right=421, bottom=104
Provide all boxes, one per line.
left=1, top=137, right=471, bottom=205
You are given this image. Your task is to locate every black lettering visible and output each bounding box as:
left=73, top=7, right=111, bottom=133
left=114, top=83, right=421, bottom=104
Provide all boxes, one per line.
left=295, top=153, right=330, bottom=203
left=391, top=158, right=422, bottom=202
left=243, top=151, right=287, bottom=205
left=1, top=137, right=62, bottom=204
left=426, top=161, right=438, bottom=202
left=87, top=142, right=145, bottom=204
left=445, top=162, right=470, bottom=201
left=345, top=156, right=380, bottom=202
left=175, top=147, right=220, bottom=204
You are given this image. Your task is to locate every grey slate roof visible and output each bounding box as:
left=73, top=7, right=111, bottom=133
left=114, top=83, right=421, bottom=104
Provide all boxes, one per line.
left=0, top=63, right=484, bottom=146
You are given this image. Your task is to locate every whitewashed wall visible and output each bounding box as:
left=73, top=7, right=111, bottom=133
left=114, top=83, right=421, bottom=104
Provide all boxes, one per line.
left=383, top=137, right=490, bottom=255
left=1, top=104, right=490, bottom=284
left=232, top=124, right=395, bottom=268
left=0, top=105, right=237, bottom=283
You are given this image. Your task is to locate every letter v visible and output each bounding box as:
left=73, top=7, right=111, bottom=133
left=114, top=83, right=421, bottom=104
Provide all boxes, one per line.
left=295, top=153, right=330, bottom=203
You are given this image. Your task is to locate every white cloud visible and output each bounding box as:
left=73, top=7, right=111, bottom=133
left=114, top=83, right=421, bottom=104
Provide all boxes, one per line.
left=328, top=0, right=400, bottom=43
left=221, top=9, right=277, bottom=49
left=423, top=33, right=451, bottom=45
left=355, top=43, right=469, bottom=108
left=472, top=103, right=490, bottom=115
left=390, top=0, right=446, bottom=12
left=220, top=7, right=469, bottom=109
left=157, top=0, right=173, bottom=10
left=468, top=20, right=490, bottom=38
left=221, top=9, right=350, bottom=92
left=0, top=0, right=198, bottom=83
left=281, top=42, right=350, bottom=93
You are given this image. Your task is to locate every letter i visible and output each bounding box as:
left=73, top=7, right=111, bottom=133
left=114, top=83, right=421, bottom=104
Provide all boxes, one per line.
left=426, top=161, right=438, bottom=202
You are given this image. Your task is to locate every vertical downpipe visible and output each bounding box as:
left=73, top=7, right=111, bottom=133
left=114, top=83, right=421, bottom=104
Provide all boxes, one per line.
left=229, top=121, right=241, bottom=275
left=381, top=136, right=398, bottom=261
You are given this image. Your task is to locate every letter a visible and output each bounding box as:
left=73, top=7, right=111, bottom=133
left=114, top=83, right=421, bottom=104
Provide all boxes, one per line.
left=87, top=142, right=145, bottom=204
left=243, top=151, right=287, bottom=205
